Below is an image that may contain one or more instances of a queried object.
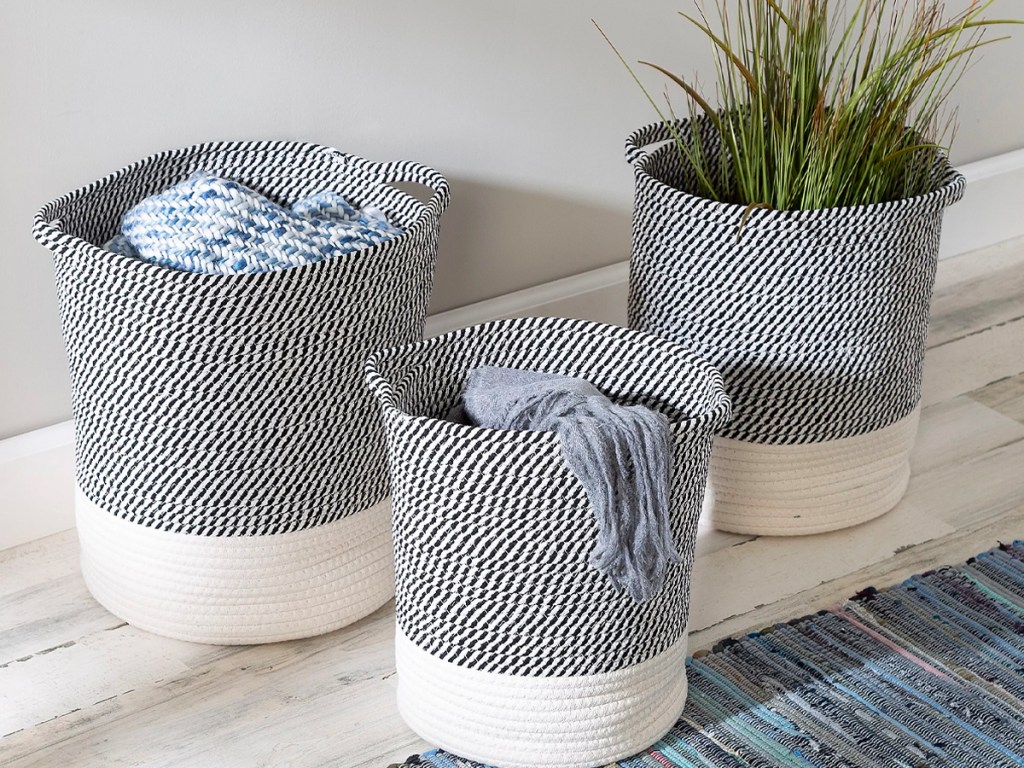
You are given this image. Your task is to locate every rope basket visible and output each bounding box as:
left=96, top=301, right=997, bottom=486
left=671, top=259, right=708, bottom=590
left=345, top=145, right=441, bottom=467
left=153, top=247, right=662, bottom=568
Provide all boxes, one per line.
left=366, top=316, right=730, bottom=768
left=626, top=119, right=965, bottom=535
left=33, top=141, right=449, bottom=644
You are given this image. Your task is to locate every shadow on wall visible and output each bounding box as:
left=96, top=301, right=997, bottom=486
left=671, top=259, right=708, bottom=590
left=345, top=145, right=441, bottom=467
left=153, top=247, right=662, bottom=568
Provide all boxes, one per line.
left=422, top=177, right=632, bottom=314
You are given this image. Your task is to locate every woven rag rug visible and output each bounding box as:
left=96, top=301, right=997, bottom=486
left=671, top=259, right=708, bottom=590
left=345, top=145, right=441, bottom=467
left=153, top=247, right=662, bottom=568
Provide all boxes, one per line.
left=397, top=541, right=1024, bottom=768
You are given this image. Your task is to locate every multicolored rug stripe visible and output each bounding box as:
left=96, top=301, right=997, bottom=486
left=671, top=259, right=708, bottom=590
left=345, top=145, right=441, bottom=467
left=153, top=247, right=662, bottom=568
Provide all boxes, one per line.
left=398, top=541, right=1024, bottom=768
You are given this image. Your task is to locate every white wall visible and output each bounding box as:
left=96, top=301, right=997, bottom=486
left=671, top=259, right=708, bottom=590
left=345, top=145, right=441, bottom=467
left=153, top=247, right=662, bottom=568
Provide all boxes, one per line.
left=2, top=0, right=1022, bottom=438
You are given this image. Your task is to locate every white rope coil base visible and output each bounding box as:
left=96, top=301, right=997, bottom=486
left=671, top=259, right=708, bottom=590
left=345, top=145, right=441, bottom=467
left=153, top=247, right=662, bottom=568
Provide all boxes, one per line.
left=76, top=488, right=395, bottom=644
left=395, top=629, right=688, bottom=768
left=709, top=407, right=919, bottom=536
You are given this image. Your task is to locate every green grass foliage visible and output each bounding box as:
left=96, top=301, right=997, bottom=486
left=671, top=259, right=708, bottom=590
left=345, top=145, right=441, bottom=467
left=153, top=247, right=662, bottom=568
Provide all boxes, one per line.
left=599, top=1, right=1018, bottom=210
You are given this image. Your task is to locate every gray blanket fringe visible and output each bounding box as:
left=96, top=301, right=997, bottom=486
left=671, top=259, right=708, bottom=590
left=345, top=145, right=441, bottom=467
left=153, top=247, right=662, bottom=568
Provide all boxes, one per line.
left=462, top=366, right=677, bottom=603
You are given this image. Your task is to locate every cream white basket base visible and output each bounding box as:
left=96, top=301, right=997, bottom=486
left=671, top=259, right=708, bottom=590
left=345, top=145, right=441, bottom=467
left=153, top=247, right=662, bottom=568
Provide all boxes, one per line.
left=710, top=407, right=920, bottom=536
left=395, top=629, right=688, bottom=768
left=76, top=488, right=395, bottom=644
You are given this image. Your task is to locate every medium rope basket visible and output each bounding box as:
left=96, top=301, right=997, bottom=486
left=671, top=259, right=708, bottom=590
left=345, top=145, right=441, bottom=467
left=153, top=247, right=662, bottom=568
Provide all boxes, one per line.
left=626, top=119, right=965, bottom=536
left=366, top=316, right=730, bottom=768
left=33, top=141, right=449, bottom=644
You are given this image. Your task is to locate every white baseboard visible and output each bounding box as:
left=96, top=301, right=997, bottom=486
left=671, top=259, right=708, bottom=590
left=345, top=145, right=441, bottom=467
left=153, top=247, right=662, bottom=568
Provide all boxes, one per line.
left=939, top=148, right=1024, bottom=259
left=425, top=261, right=629, bottom=337
left=0, top=424, right=76, bottom=551
left=2, top=149, right=1021, bottom=552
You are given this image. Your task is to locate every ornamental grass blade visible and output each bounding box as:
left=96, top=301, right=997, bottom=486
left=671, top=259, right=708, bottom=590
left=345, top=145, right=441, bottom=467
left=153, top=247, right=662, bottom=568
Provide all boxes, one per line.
left=679, top=12, right=761, bottom=96
left=737, top=202, right=772, bottom=241
left=638, top=62, right=722, bottom=130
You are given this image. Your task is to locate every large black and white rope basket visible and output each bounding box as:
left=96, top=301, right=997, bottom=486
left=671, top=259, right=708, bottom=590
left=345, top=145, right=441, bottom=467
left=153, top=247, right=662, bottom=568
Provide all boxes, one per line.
left=626, top=119, right=965, bottom=536
left=33, top=141, right=449, bottom=644
left=366, top=316, right=731, bottom=768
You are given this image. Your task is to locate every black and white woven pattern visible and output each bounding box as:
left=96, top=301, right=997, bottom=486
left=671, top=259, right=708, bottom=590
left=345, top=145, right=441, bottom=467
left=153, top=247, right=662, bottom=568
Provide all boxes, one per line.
left=34, top=141, right=449, bottom=536
left=367, top=317, right=730, bottom=677
left=626, top=119, right=965, bottom=444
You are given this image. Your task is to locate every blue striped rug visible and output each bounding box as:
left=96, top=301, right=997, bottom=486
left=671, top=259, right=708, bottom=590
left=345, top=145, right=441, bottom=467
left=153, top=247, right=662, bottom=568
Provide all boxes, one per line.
left=398, top=541, right=1024, bottom=768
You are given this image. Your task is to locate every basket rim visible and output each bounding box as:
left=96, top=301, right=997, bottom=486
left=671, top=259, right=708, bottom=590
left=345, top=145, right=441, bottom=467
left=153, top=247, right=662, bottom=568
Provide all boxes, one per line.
left=365, top=316, right=733, bottom=443
left=629, top=118, right=966, bottom=221
left=32, top=139, right=446, bottom=284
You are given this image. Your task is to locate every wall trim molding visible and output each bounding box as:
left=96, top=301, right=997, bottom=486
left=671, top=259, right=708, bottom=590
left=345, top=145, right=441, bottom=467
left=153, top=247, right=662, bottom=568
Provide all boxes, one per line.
left=425, top=261, right=629, bottom=337
left=939, top=148, right=1024, bottom=259
left=2, top=148, right=1022, bottom=550
left=0, top=420, right=74, bottom=464
left=958, top=147, right=1024, bottom=185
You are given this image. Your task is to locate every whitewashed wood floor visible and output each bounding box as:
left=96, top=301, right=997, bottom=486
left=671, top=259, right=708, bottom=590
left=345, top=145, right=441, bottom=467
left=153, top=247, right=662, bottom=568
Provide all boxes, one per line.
left=3, top=239, right=1024, bottom=768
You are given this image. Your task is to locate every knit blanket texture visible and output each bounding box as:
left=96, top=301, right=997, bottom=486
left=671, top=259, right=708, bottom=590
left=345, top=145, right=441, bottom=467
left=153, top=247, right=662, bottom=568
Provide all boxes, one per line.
left=104, top=171, right=401, bottom=274
left=461, top=366, right=677, bottom=603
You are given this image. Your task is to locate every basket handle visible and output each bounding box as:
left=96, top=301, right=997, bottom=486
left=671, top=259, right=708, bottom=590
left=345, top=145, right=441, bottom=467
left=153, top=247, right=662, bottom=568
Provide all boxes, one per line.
left=355, top=159, right=450, bottom=218
left=625, top=121, right=681, bottom=166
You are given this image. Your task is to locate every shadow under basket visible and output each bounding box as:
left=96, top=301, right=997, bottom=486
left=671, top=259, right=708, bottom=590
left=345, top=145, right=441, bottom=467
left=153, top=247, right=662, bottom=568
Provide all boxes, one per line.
left=33, top=141, right=449, bottom=644
left=625, top=119, right=966, bottom=536
left=366, top=316, right=730, bottom=768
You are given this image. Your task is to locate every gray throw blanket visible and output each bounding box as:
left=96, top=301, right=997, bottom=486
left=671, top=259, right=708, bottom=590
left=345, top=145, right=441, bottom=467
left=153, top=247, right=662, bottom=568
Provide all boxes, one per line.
left=462, top=367, right=677, bottom=603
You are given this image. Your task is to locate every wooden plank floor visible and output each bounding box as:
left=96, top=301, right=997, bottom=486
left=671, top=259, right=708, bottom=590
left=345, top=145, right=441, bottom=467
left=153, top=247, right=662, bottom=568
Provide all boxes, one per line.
left=2, top=238, right=1024, bottom=768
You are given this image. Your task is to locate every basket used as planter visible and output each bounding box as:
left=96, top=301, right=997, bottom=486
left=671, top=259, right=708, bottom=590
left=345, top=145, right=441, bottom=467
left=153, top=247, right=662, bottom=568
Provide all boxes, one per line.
left=33, top=141, right=449, bottom=644
left=366, top=316, right=730, bottom=768
left=626, top=119, right=965, bottom=536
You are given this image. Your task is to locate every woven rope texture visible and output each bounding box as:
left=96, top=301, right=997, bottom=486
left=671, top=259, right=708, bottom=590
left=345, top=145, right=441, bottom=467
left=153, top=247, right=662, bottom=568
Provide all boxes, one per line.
left=34, top=141, right=448, bottom=537
left=394, top=629, right=689, bottom=768
left=626, top=118, right=965, bottom=445
left=710, top=407, right=920, bottom=536
left=366, top=316, right=730, bottom=679
left=76, top=490, right=395, bottom=644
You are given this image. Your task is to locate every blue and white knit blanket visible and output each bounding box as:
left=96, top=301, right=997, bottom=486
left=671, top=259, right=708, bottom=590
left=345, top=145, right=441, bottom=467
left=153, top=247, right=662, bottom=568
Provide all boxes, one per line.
left=105, top=171, right=402, bottom=274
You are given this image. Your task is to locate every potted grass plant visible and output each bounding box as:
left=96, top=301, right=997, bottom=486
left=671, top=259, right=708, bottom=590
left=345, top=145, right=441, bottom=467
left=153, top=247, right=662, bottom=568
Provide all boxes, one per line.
left=600, top=1, right=1017, bottom=535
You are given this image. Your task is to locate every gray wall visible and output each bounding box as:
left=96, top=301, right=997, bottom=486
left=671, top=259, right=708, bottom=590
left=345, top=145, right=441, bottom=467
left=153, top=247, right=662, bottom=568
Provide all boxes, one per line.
left=2, top=0, right=1022, bottom=437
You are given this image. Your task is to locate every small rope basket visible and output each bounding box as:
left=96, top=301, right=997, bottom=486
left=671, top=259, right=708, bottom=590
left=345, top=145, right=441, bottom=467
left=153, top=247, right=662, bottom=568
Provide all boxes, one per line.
left=626, top=119, right=965, bottom=535
left=366, top=316, right=730, bottom=768
left=33, top=141, right=449, bottom=644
